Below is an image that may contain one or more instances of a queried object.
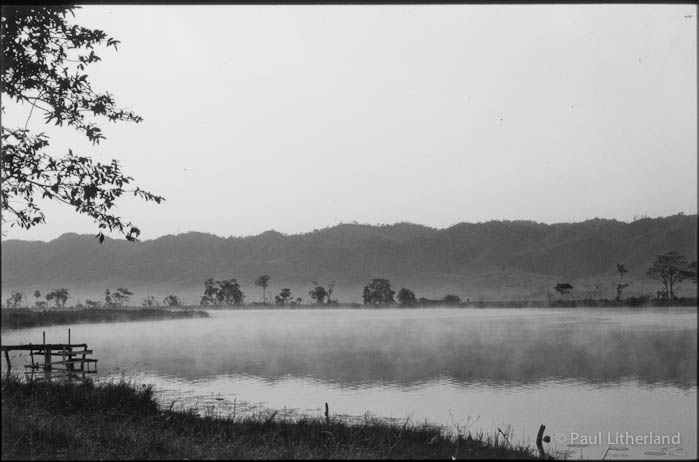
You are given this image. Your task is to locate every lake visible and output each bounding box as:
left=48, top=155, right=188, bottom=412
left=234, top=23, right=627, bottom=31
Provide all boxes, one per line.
left=3, top=307, right=696, bottom=459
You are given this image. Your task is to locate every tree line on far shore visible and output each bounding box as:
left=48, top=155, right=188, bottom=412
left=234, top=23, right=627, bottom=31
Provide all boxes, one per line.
left=173, top=250, right=699, bottom=307
left=193, top=275, right=461, bottom=308
left=4, top=251, right=697, bottom=310
left=3, top=287, right=182, bottom=310
left=552, top=251, right=696, bottom=302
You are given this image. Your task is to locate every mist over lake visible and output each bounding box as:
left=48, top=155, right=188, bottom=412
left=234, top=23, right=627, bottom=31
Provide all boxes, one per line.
left=4, top=307, right=696, bottom=459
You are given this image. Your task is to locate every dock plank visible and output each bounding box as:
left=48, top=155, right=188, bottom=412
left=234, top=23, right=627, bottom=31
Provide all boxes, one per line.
left=49, top=350, right=93, bottom=356
left=50, top=359, right=98, bottom=366
left=2, top=344, right=88, bottom=351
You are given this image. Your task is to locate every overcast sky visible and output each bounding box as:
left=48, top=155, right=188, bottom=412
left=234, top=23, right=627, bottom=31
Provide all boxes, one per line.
left=3, top=4, right=697, bottom=242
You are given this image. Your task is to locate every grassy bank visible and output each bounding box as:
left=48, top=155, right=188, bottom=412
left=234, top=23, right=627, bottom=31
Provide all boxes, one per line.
left=1, top=376, right=542, bottom=460
left=0, top=308, right=209, bottom=330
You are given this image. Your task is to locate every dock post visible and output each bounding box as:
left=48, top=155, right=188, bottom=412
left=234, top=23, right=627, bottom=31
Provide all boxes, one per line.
left=29, top=343, right=35, bottom=381
left=536, top=424, right=547, bottom=457
left=43, top=331, right=50, bottom=382
left=3, top=350, right=10, bottom=380
left=62, top=331, right=66, bottom=371
left=66, top=329, right=74, bottom=372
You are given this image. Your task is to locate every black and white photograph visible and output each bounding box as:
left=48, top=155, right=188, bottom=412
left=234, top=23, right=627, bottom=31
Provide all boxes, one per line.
left=1, top=3, right=697, bottom=460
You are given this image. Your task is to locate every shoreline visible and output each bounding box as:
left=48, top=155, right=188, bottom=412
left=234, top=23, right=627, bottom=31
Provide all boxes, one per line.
left=1, top=299, right=695, bottom=331
left=204, top=297, right=698, bottom=309
left=0, top=308, right=209, bottom=331
left=1, top=375, right=543, bottom=460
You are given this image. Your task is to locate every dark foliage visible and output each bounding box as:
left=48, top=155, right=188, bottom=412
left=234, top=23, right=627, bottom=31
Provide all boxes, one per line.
left=646, top=252, right=694, bottom=299
left=1, top=6, right=163, bottom=242
left=200, top=277, right=244, bottom=306
left=274, top=288, right=293, bottom=305
left=553, top=283, right=573, bottom=299
left=397, top=288, right=417, bottom=306
left=441, top=294, right=461, bottom=305
left=163, top=294, right=181, bottom=307
left=254, top=274, right=271, bottom=303
left=363, top=278, right=395, bottom=305
left=309, top=285, right=328, bottom=304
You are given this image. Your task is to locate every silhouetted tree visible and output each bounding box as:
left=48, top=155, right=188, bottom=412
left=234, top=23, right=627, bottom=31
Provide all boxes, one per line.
left=33, top=290, right=41, bottom=307
left=553, top=283, right=573, bottom=300
left=362, top=279, right=395, bottom=305
left=311, top=280, right=336, bottom=305
left=57, top=288, right=70, bottom=308
left=1, top=6, right=164, bottom=243
left=6, top=291, right=24, bottom=309
left=255, top=275, right=271, bottom=303
left=163, top=295, right=181, bottom=307
left=104, top=289, right=114, bottom=308
left=202, top=278, right=219, bottom=305
left=442, top=294, right=461, bottom=305
left=615, top=263, right=630, bottom=301
left=275, top=288, right=293, bottom=305
left=216, top=278, right=244, bottom=305
left=362, top=286, right=371, bottom=305
left=397, top=288, right=417, bottom=306
left=681, top=260, right=697, bottom=284
left=309, top=285, right=328, bottom=304
left=142, top=295, right=156, bottom=307
left=112, top=287, right=133, bottom=307
left=46, top=288, right=70, bottom=308
left=646, top=252, right=692, bottom=299
left=85, top=299, right=101, bottom=308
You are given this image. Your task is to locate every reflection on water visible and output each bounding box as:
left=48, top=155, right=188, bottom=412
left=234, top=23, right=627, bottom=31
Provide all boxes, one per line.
left=3, top=307, right=697, bottom=459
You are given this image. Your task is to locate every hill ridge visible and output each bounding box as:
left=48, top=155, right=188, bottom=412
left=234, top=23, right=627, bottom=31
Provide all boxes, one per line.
left=2, top=215, right=696, bottom=304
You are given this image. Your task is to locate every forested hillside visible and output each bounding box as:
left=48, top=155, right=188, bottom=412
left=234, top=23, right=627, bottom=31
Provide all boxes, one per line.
left=2, top=214, right=696, bottom=304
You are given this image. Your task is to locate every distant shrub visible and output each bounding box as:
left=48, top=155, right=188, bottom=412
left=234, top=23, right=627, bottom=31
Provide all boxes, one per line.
left=627, top=295, right=650, bottom=307
left=163, top=295, right=181, bottom=307
left=442, top=294, right=461, bottom=305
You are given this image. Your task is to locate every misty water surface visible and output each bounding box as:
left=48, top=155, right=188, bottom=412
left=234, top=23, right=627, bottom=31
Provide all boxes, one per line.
left=3, top=307, right=696, bottom=459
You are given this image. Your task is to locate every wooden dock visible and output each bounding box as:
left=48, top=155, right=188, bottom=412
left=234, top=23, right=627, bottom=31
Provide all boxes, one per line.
left=2, top=329, right=98, bottom=381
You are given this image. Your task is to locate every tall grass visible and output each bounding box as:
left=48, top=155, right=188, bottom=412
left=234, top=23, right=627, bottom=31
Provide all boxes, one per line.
left=0, top=308, right=209, bottom=330
left=2, top=375, right=544, bottom=460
